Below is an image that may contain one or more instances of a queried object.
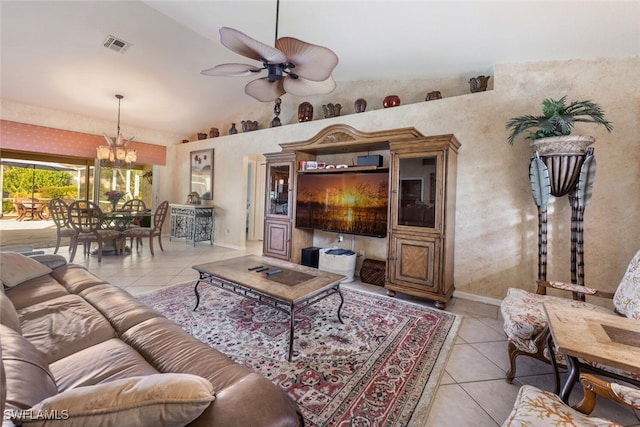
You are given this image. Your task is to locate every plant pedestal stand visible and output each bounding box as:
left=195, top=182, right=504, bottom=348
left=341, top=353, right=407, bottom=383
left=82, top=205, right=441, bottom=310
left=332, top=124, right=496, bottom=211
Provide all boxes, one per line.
left=531, top=148, right=596, bottom=291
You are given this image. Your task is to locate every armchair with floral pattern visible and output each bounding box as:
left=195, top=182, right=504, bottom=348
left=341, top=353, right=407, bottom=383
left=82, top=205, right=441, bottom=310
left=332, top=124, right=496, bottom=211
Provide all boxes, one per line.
left=500, top=249, right=640, bottom=387
left=503, top=373, right=640, bottom=426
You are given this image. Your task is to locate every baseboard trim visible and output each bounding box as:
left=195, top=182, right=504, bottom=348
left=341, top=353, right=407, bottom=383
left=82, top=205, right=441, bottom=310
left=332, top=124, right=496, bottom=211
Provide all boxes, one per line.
left=453, top=290, right=502, bottom=307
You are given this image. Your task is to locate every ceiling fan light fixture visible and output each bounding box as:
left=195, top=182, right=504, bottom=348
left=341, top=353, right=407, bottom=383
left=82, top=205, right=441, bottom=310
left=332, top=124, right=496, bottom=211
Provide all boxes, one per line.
left=201, top=1, right=339, bottom=102
left=267, top=64, right=283, bottom=82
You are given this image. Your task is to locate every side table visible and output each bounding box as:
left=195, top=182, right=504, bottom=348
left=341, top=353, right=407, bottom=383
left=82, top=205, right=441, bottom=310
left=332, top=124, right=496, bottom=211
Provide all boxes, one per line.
left=169, top=204, right=214, bottom=246
left=544, top=303, right=640, bottom=403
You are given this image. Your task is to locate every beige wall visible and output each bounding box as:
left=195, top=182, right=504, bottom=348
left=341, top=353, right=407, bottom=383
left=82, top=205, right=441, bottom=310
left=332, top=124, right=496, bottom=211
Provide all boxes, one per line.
left=3, top=56, right=638, bottom=302
left=166, top=56, right=639, bottom=301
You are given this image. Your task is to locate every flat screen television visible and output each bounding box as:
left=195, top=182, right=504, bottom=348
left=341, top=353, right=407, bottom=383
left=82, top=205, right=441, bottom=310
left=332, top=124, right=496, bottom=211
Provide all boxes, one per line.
left=295, top=170, right=389, bottom=237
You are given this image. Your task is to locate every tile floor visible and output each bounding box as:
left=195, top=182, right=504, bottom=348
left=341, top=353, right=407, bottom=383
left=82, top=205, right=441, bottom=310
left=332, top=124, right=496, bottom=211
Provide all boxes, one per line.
left=20, top=238, right=640, bottom=426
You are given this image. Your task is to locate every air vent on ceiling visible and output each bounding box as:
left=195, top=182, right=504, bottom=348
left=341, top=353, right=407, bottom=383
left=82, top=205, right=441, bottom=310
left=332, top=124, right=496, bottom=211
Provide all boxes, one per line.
left=103, top=35, right=132, bottom=53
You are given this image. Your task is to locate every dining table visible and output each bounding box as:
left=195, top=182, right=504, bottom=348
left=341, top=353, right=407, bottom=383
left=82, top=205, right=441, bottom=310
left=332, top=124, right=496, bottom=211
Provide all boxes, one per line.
left=19, top=200, right=46, bottom=220
left=94, top=210, right=153, bottom=255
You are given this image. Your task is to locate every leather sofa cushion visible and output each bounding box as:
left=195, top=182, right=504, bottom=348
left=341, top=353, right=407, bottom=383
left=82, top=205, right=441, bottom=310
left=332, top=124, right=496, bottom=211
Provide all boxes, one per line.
left=0, top=324, right=58, bottom=411
left=122, top=317, right=302, bottom=427
left=50, top=264, right=109, bottom=295
left=0, top=252, right=51, bottom=287
left=51, top=338, right=159, bottom=391
left=18, top=294, right=116, bottom=363
left=79, top=284, right=163, bottom=334
left=0, top=289, right=21, bottom=333
left=10, top=374, right=215, bottom=427
left=4, top=275, right=68, bottom=311
left=122, top=317, right=250, bottom=389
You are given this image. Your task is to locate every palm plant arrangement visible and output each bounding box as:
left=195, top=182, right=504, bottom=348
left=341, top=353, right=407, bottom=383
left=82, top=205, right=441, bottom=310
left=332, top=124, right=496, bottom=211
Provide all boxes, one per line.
left=506, top=96, right=613, bottom=145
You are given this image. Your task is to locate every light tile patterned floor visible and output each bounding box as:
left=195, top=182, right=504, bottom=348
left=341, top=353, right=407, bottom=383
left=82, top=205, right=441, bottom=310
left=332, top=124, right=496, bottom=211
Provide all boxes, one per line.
left=19, top=238, right=640, bottom=426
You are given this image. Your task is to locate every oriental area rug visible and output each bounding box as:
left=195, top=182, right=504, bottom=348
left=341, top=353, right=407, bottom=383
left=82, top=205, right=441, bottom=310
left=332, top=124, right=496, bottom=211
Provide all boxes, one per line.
left=138, top=282, right=460, bottom=427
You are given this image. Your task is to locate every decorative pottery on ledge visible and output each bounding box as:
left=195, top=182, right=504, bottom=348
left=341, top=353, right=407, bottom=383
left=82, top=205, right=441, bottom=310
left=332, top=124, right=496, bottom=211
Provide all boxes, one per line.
left=322, top=103, right=342, bottom=118
left=469, top=75, right=490, bottom=93
left=298, top=102, right=313, bottom=122
left=241, top=120, right=259, bottom=132
left=383, top=95, right=401, bottom=108
left=425, top=91, right=442, bottom=101
left=354, top=98, right=367, bottom=113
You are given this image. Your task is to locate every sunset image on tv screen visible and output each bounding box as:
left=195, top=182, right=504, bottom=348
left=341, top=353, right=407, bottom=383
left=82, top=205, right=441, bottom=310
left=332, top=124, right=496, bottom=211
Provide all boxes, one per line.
left=295, top=172, right=388, bottom=237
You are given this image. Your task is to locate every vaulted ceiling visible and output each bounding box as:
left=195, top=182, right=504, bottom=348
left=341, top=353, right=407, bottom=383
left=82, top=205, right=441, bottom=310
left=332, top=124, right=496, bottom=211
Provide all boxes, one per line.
left=1, top=1, right=638, bottom=142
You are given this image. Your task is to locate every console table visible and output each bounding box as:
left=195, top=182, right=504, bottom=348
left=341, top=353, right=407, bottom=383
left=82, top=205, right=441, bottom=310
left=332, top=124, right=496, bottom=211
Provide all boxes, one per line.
left=169, top=204, right=214, bottom=246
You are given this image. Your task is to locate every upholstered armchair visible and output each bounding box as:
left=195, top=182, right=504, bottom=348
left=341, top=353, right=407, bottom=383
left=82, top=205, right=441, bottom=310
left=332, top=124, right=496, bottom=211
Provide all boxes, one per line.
left=501, top=249, right=640, bottom=386
left=503, top=373, right=640, bottom=426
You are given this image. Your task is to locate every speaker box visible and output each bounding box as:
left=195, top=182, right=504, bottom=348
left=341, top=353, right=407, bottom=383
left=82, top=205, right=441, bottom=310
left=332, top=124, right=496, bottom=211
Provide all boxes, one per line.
left=356, top=154, right=383, bottom=167
left=301, top=247, right=322, bottom=268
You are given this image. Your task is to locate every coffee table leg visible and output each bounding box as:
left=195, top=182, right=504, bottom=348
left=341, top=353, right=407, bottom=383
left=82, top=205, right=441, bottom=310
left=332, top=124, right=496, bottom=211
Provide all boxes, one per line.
left=336, top=287, right=345, bottom=324
left=560, top=355, right=580, bottom=404
left=288, top=310, right=295, bottom=362
left=193, top=280, right=202, bottom=311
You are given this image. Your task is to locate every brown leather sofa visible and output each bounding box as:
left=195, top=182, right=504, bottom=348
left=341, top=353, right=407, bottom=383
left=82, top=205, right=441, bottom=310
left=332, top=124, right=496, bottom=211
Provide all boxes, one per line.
left=1, top=253, right=302, bottom=426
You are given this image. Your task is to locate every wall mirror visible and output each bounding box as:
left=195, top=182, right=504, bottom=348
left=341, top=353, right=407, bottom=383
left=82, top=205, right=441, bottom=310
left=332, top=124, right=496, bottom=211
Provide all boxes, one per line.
left=190, top=149, right=214, bottom=200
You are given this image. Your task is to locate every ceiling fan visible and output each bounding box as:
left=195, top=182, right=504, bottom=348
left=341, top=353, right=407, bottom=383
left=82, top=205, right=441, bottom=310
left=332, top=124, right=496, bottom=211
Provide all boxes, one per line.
left=200, top=0, right=339, bottom=102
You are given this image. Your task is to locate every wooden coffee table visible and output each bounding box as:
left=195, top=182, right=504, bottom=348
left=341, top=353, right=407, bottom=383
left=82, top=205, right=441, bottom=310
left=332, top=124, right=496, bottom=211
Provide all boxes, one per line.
left=544, top=303, right=640, bottom=403
left=192, top=255, right=346, bottom=361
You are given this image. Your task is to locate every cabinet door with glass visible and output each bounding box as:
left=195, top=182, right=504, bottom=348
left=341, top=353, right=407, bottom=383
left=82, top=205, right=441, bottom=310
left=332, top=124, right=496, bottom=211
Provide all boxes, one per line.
left=392, top=154, right=441, bottom=231
left=266, top=162, right=292, bottom=217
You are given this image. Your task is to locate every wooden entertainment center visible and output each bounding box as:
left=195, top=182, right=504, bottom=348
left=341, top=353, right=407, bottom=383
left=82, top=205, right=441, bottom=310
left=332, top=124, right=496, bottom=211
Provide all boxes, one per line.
left=263, top=124, right=460, bottom=309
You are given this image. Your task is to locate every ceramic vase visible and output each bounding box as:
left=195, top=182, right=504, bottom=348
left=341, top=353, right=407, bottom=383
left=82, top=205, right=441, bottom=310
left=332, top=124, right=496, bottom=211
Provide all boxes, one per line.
left=425, top=91, right=442, bottom=101
left=298, top=102, right=313, bottom=122
left=228, top=123, right=238, bottom=135
left=354, top=98, right=367, bottom=113
left=469, top=75, right=490, bottom=93
left=383, top=95, right=400, bottom=108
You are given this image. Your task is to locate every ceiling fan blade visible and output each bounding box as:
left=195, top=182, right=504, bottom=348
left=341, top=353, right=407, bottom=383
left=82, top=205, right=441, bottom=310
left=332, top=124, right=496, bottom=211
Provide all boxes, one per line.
left=201, top=63, right=262, bottom=77
left=245, top=77, right=286, bottom=102
left=276, top=37, right=339, bottom=81
left=220, top=27, right=286, bottom=64
left=283, top=75, right=336, bottom=97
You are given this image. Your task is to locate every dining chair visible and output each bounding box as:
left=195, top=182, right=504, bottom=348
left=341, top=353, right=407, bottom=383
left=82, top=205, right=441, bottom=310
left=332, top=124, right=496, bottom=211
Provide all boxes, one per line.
left=121, top=199, right=149, bottom=240
left=12, top=200, right=27, bottom=221
left=49, top=198, right=75, bottom=254
left=503, top=373, right=640, bottom=426
left=501, top=248, right=640, bottom=388
left=122, top=199, right=147, bottom=214
left=67, top=200, right=122, bottom=262
left=121, top=201, right=169, bottom=256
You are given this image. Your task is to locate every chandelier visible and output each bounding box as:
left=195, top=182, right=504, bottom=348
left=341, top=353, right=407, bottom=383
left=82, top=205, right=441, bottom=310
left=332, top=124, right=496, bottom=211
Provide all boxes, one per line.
left=97, top=94, right=136, bottom=168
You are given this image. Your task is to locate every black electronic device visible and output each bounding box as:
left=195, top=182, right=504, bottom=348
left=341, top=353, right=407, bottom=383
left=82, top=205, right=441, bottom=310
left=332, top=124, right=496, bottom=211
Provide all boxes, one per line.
left=301, top=247, right=322, bottom=268
left=356, top=154, right=383, bottom=167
